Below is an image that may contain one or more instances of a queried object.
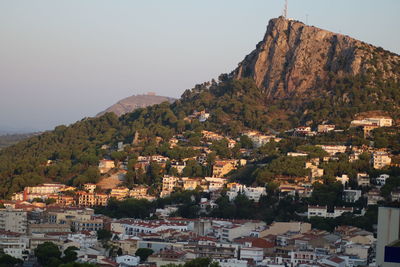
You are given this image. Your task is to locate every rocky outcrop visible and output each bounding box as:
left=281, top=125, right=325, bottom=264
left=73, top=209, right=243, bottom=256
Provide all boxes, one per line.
left=97, top=93, right=176, bottom=117
left=233, top=17, right=400, bottom=99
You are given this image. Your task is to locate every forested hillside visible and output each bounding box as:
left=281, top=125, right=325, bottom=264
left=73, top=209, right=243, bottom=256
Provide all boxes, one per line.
left=0, top=17, right=400, bottom=197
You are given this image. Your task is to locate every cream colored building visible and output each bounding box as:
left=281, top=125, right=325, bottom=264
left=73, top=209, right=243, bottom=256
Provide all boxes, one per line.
left=129, top=186, right=149, bottom=199
left=0, top=208, right=27, bottom=234
left=161, top=176, right=180, bottom=197
left=98, top=159, right=115, bottom=174
left=372, top=151, right=391, bottom=169
left=84, top=183, right=96, bottom=193
left=76, top=192, right=109, bottom=206
left=351, top=117, right=393, bottom=127
left=260, top=222, right=311, bottom=237
left=213, top=160, right=245, bottom=178
left=110, top=187, right=130, bottom=200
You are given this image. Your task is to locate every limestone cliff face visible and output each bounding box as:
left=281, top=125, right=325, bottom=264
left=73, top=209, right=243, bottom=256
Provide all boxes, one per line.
left=233, top=17, right=400, bottom=99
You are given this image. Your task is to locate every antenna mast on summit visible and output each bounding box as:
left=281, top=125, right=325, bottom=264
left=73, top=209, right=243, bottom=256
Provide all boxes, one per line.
left=283, top=0, right=288, bottom=18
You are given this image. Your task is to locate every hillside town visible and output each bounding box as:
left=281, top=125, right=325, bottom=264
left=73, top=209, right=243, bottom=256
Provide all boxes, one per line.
left=1, top=114, right=399, bottom=266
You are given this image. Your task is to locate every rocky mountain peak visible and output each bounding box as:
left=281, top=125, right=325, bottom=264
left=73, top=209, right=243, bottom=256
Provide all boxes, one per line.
left=233, top=16, right=400, bottom=100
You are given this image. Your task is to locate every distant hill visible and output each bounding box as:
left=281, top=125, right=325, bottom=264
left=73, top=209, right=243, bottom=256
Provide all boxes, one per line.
left=97, top=93, right=176, bottom=117
left=0, top=132, right=40, bottom=150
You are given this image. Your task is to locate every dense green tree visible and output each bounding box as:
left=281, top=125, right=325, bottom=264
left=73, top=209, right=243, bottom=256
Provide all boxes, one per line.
left=34, top=242, right=62, bottom=266
left=135, top=248, right=153, bottom=262
left=62, top=246, right=79, bottom=263
left=97, top=229, right=112, bottom=242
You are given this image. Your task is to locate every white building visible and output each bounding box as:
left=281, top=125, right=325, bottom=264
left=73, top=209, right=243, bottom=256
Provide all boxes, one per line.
left=331, top=207, right=353, bottom=218
left=307, top=206, right=328, bottom=219
left=376, top=174, right=390, bottom=186
left=214, top=259, right=247, bottom=267
left=124, top=220, right=187, bottom=236
left=342, top=190, right=362, bottom=203
left=227, top=184, right=266, bottom=202
left=351, top=117, right=393, bottom=127
left=318, top=145, right=347, bottom=155
left=0, top=236, right=28, bottom=260
left=308, top=206, right=353, bottom=219
left=67, top=232, right=97, bottom=249
left=240, top=247, right=264, bottom=262
left=116, top=255, right=140, bottom=267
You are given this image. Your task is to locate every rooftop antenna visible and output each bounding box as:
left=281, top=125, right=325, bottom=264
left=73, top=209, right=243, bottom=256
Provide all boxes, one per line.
left=283, top=0, right=288, bottom=18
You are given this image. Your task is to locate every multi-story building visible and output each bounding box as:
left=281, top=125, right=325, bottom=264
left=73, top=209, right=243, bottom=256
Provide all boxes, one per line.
left=205, top=177, right=228, bottom=192
left=342, top=190, right=362, bottom=203
left=11, top=183, right=66, bottom=201
left=243, top=131, right=277, bottom=148
left=308, top=206, right=353, bottom=219
left=376, top=174, right=390, bottom=185
left=110, top=187, right=130, bottom=200
left=28, top=223, right=71, bottom=234
left=356, top=173, right=370, bottom=187
left=227, top=184, right=266, bottom=202
left=376, top=207, right=400, bottom=267
left=123, top=220, right=187, bottom=236
left=318, top=145, right=347, bottom=155
left=308, top=206, right=328, bottom=219
left=129, top=185, right=149, bottom=199
left=193, top=238, right=238, bottom=259
left=240, top=247, right=264, bottom=262
left=351, top=117, right=393, bottom=127
left=181, top=178, right=203, bottom=191
left=373, top=152, right=391, bottom=169
left=98, top=159, right=115, bottom=174
left=0, top=208, right=27, bottom=234
left=367, top=189, right=384, bottom=205
left=45, top=207, right=94, bottom=225
left=48, top=194, right=75, bottom=206
left=71, top=217, right=104, bottom=232
left=212, top=160, right=246, bottom=178
left=161, top=176, right=180, bottom=197
left=76, top=191, right=109, bottom=206
left=84, top=183, right=97, bottom=193
left=317, top=124, right=335, bottom=133
left=332, top=207, right=353, bottom=218
left=0, top=234, right=28, bottom=260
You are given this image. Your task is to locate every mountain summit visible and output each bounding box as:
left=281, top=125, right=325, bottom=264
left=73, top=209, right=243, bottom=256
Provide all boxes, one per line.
left=97, top=93, right=176, bottom=117
left=233, top=17, right=400, bottom=100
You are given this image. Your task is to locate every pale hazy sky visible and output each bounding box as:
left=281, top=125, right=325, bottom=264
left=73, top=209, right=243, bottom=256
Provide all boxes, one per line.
left=0, top=0, right=399, bottom=132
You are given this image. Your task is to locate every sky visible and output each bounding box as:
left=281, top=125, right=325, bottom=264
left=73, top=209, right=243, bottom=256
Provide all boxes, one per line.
left=0, top=0, right=399, bottom=133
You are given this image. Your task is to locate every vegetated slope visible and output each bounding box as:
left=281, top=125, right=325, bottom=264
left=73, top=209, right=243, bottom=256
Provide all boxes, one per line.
left=0, top=132, right=40, bottom=150
left=178, top=17, right=400, bottom=130
left=0, top=17, right=399, bottom=196
left=96, top=93, right=176, bottom=117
